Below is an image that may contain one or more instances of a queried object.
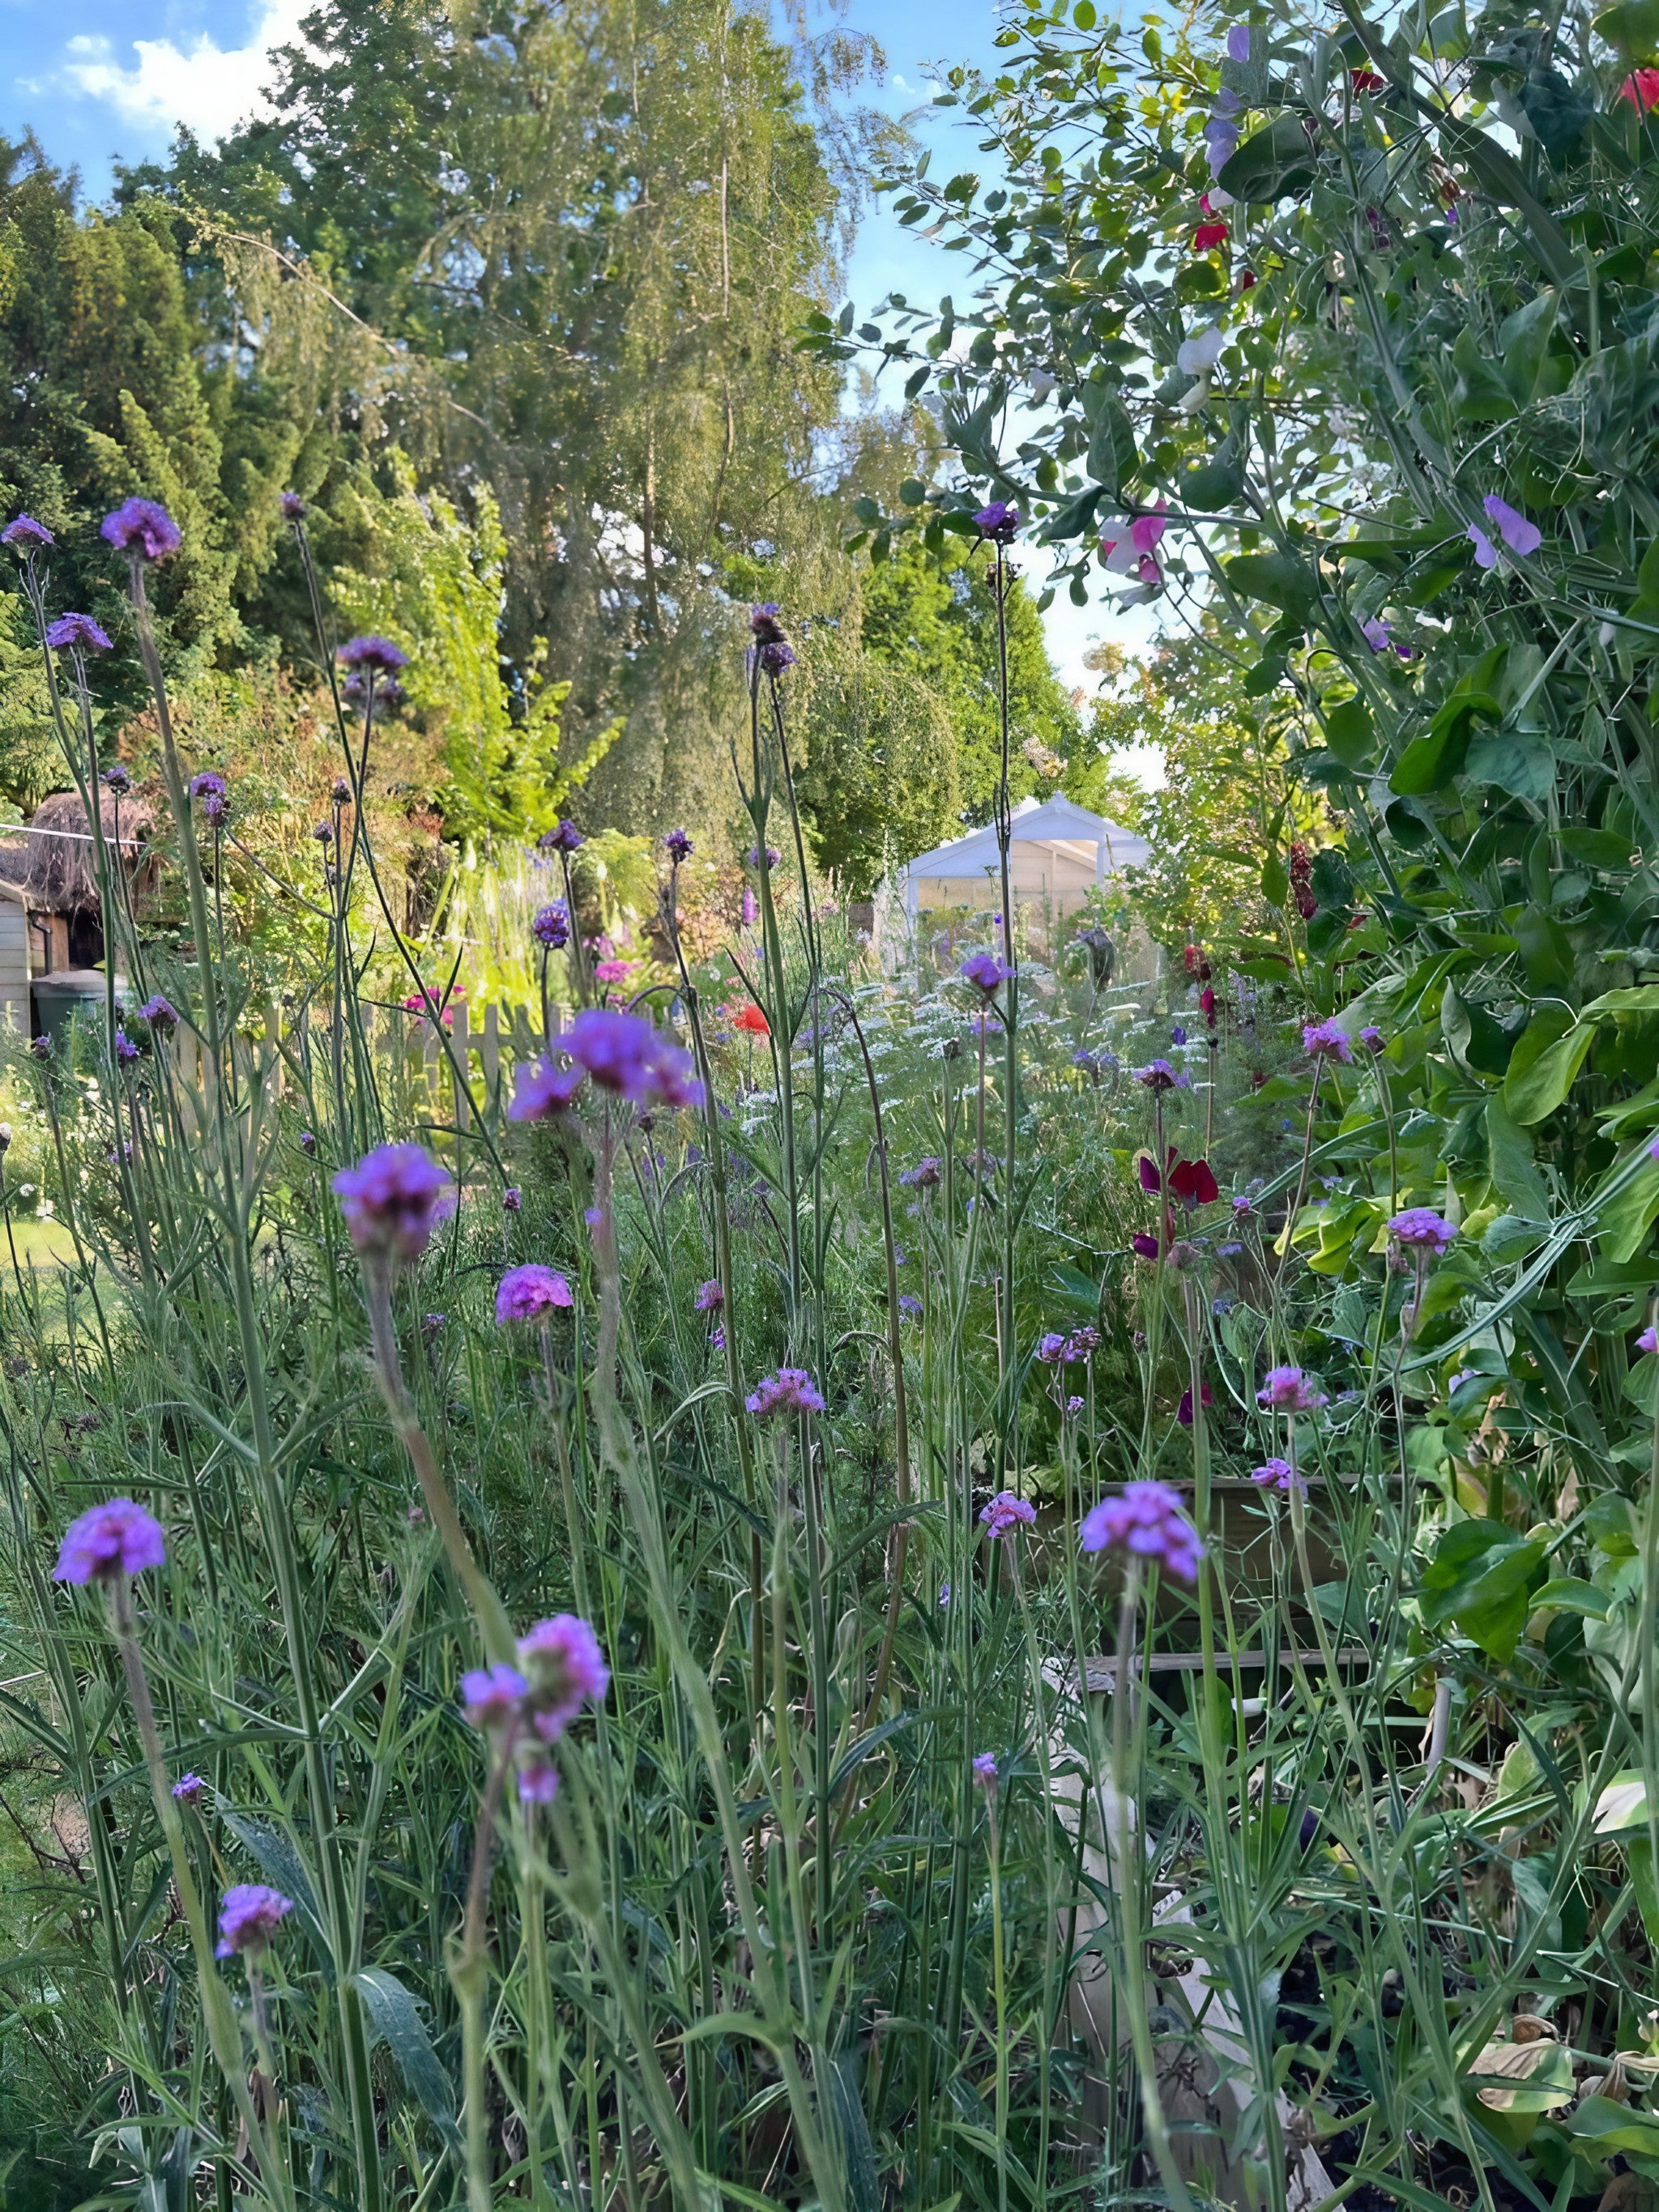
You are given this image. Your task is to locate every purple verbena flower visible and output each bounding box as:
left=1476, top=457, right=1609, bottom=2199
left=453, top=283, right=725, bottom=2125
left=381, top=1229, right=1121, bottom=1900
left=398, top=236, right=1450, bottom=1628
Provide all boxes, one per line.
left=760, top=641, right=795, bottom=674
left=461, top=1663, right=528, bottom=1732
left=508, top=1057, right=586, bottom=1121
left=1065, top=1324, right=1101, bottom=1360
left=1134, top=1059, right=1189, bottom=1090
left=172, top=1773, right=207, bottom=1803
left=45, top=613, right=113, bottom=654
left=298, top=1130, right=317, bottom=1157
left=279, top=492, right=306, bottom=521
left=540, top=819, right=584, bottom=853
left=113, top=1028, right=140, bottom=1065
left=566, top=1008, right=702, bottom=1110
left=1303, top=1019, right=1354, bottom=1063
left=495, top=1264, right=574, bottom=1322
left=1256, top=1366, right=1326, bottom=1412
left=899, top=1157, right=942, bottom=1189
left=1358, top=1025, right=1384, bottom=1051
left=2, top=514, right=53, bottom=552
left=517, top=1756, right=559, bottom=1804
left=961, top=952, right=1011, bottom=996
left=215, top=1884, right=292, bottom=1959
left=1250, top=1456, right=1299, bottom=1491
left=332, top=1143, right=454, bottom=1260
left=1079, top=1480, right=1204, bottom=1583
left=1388, top=1207, right=1456, bottom=1251
left=979, top=1490, right=1037, bottom=1538
left=1066, top=1393, right=1085, bottom=1415
left=102, top=764, right=132, bottom=792
left=665, top=829, right=694, bottom=863
left=54, top=1498, right=166, bottom=1583
left=973, top=1751, right=1000, bottom=1788
left=518, top=1614, right=610, bottom=1738
left=899, top=1293, right=923, bottom=1319
left=502, top=1186, right=522, bottom=1213
left=532, top=901, right=571, bottom=950
left=709, top=1324, right=726, bottom=1351
left=750, top=603, right=787, bottom=642
left=337, top=635, right=409, bottom=676
left=745, top=1368, right=826, bottom=1418
left=101, top=498, right=181, bottom=561
left=694, top=1279, right=724, bottom=1311
left=1036, top=1332, right=1068, bottom=1364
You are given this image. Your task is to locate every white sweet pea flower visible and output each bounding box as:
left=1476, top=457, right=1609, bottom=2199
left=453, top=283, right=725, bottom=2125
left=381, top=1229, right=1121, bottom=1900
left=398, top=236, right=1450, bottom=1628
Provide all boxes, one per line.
left=1028, top=367, right=1057, bottom=403
left=1176, top=323, right=1226, bottom=377
left=1178, top=378, right=1213, bottom=416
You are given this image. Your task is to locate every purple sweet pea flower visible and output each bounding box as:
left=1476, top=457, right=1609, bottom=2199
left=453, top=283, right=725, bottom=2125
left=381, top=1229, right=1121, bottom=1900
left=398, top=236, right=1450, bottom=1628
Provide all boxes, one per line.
left=1482, top=495, right=1542, bottom=557
left=1079, top=1480, right=1204, bottom=1583
left=54, top=1498, right=167, bottom=1583
left=1638, top=1325, right=1659, bottom=1356
left=1226, top=23, right=1251, bottom=58
left=332, top=1143, right=454, bottom=1259
left=101, top=498, right=181, bottom=562
left=494, top=1264, right=574, bottom=1323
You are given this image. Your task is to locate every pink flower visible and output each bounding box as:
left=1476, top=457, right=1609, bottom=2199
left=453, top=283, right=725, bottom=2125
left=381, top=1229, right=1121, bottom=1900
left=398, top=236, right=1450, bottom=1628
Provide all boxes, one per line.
left=594, top=959, right=632, bottom=986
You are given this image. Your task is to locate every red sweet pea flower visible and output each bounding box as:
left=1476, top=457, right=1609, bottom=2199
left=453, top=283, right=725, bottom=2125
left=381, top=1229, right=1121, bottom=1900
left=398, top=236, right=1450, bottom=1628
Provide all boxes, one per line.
left=1194, top=219, right=1230, bottom=251
left=1138, top=1153, right=1164, bottom=1194
left=730, top=1003, right=770, bottom=1037
left=1177, top=1381, right=1215, bottom=1426
left=1168, top=1157, right=1219, bottom=1208
left=1199, top=985, right=1217, bottom=1025
left=1350, top=66, right=1385, bottom=91
left=1618, top=67, right=1659, bottom=110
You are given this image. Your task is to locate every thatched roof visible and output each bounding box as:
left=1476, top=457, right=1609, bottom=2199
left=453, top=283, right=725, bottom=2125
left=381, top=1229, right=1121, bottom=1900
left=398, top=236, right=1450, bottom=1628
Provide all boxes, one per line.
left=0, top=788, right=157, bottom=913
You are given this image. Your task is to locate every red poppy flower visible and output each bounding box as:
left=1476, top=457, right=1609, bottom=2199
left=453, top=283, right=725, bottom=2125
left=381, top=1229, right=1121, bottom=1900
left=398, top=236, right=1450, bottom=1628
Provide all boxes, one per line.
left=1169, top=1157, right=1219, bottom=1208
left=1350, top=66, right=1385, bottom=91
left=1618, top=67, right=1659, bottom=110
left=731, top=1003, right=770, bottom=1037
left=1193, top=219, right=1230, bottom=252
left=1200, top=986, right=1217, bottom=1025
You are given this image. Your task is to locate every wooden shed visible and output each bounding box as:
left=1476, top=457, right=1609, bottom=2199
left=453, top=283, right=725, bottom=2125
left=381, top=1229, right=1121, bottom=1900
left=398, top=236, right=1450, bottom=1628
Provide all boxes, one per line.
left=0, top=879, right=28, bottom=1033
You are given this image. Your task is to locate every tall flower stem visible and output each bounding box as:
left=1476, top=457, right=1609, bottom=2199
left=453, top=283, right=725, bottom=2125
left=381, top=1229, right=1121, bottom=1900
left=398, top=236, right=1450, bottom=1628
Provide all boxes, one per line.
left=454, top=1736, right=514, bottom=2212
left=126, top=554, right=385, bottom=2212
left=106, top=1575, right=288, bottom=2206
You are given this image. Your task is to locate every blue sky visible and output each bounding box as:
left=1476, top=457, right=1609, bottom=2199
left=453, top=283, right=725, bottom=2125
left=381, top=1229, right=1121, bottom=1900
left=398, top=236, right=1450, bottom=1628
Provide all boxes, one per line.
left=2, top=0, right=1158, bottom=753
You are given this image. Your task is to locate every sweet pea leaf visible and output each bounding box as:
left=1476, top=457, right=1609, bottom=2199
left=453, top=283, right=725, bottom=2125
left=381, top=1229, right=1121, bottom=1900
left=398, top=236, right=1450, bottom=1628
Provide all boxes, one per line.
left=1503, top=1017, right=1593, bottom=1125
left=1418, top=1518, right=1547, bottom=1660
left=1226, top=549, right=1319, bottom=614
left=1216, top=114, right=1318, bottom=202
left=1594, top=1153, right=1659, bottom=1262
left=1465, top=730, right=1556, bottom=803
left=1487, top=1097, right=1551, bottom=1217
left=1085, top=393, right=1140, bottom=497
left=1324, top=695, right=1375, bottom=765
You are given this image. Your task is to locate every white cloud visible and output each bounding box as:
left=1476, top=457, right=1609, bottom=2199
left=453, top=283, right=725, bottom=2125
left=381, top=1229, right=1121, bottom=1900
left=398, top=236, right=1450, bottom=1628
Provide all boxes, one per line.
left=60, top=0, right=308, bottom=143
